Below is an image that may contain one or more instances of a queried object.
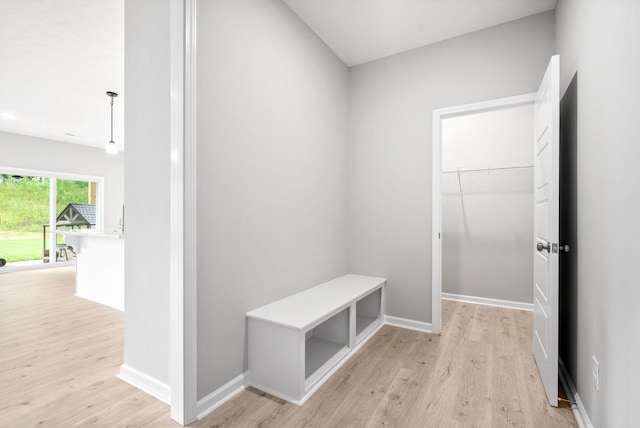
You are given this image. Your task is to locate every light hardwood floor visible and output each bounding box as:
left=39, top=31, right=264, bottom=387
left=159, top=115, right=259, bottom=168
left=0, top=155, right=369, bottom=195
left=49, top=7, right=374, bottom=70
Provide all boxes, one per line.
left=0, top=266, right=173, bottom=427
left=0, top=267, right=576, bottom=427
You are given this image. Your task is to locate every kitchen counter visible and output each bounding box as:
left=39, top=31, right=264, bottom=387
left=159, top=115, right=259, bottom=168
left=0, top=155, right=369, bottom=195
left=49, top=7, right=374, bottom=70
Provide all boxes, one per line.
left=59, top=231, right=124, bottom=311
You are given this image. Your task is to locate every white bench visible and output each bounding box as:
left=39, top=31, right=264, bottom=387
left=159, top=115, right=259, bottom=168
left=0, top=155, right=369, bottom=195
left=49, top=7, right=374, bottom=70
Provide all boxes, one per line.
left=246, top=274, right=386, bottom=404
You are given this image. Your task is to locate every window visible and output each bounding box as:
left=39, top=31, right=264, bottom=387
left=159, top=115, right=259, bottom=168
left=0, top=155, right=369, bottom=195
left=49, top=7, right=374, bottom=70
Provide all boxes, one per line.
left=0, top=167, right=103, bottom=268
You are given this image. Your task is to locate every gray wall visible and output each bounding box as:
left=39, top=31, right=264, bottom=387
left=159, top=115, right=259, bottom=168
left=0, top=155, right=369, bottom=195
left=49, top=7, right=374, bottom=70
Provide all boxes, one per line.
left=347, top=12, right=555, bottom=322
left=0, top=131, right=124, bottom=234
left=122, top=0, right=171, bottom=384
left=196, top=0, right=349, bottom=398
left=556, top=1, right=640, bottom=426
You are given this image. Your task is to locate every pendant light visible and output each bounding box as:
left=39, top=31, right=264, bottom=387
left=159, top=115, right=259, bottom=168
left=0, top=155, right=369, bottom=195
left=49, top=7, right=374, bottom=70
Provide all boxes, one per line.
left=106, top=91, right=118, bottom=154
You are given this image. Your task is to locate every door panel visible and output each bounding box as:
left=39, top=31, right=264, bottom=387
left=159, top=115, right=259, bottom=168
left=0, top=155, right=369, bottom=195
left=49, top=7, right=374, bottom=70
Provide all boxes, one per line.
left=533, top=54, right=560, bottom=407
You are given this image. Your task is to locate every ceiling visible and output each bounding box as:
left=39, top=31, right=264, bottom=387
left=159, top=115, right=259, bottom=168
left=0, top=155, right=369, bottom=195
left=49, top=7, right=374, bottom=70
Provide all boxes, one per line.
left=282, top=0, right=557, bottom=66
left=0, top=0, right=124, bottom=151
left=0, top=0, right=555, bottom=151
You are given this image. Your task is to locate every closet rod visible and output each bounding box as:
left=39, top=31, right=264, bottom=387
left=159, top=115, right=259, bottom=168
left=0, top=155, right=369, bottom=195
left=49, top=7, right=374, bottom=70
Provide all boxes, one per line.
left=442, top=165, right=533, bottom=174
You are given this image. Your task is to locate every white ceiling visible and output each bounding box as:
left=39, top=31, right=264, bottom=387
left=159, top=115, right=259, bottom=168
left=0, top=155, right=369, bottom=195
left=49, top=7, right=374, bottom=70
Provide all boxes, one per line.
left=0, top=0, right=555, bottom=151
left=0, top=0, right=124, bottom=151
left=282, top=0, right=557, bottom=66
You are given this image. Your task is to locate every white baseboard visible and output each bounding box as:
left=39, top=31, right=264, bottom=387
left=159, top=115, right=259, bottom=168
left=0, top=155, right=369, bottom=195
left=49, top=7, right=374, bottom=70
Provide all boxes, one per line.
left=559, top=359, right=594, bottom=428
left=118, top=364, right=171, bottom=405
left=384, top=315, right=433, bottom=333
left=197, top=372, right=250, bottom=420
left=442, top=292, right=533, bottom=312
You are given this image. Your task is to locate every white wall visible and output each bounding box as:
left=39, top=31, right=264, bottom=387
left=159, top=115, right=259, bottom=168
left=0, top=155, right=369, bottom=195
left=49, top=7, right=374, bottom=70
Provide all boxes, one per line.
left=555, top=1, right=640, bottom=426
left=442, top=105, right=534, bottom=170
left=441, top=106, right=534, bottom=303
left=0, top=131, right=124, bottom=232
left=122, top=0, right=171, bottom=386
left=195, top=0, right=349, bottom=397
left=347, top=12, right=555, bottom=322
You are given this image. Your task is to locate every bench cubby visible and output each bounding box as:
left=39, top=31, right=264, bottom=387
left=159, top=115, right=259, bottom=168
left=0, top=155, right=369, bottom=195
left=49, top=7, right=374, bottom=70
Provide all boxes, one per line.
left=355, top=287, right=382, bottom=343
left=247, top=274, right=386, bottom=404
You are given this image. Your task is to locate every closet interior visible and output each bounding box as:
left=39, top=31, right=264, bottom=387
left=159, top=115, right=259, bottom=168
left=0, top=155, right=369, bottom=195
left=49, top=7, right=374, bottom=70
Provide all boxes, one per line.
left=441, top=104, right=535, bottom=305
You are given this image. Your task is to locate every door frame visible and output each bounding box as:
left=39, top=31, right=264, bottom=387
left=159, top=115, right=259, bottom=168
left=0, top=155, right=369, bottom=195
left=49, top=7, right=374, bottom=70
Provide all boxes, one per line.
left=431, top=93, right=536, bottom=333
left=169, top=0, right=198, bottom=423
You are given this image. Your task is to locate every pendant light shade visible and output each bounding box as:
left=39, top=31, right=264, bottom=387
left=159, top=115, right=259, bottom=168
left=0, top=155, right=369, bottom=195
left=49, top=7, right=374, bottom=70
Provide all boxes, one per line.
left=106, top=91, right=118, bottom=154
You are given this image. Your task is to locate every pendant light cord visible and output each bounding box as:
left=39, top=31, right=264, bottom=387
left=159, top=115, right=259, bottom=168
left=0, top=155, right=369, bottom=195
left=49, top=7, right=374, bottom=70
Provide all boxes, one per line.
left=110, top=95, right=114, bottom=142
left=106, top=91, right=118, bottom=147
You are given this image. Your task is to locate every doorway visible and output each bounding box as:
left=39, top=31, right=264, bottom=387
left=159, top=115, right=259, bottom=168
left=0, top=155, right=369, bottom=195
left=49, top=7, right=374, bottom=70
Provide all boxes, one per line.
left=431, top=93, right=536, bottom=333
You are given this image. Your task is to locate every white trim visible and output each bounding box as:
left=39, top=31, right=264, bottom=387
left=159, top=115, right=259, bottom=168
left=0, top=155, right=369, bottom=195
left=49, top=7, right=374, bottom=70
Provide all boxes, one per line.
left=95, top=175, right=106, bottom=236
left=559, top=359, right=594, bottom=428
left=431, top=93, right=537, bottom=336
left=196, top=372, right=250, bottom=420
left=49, top=177, right=57, bottom=264
left=185, top=0, right=199, bottom=420
left=573, top=394, right=594, bottom=428
left=432, top=93, right=537, bottom=119
left=442, top=292, right=533, bottom=312
left=118, top=364, right=171, bottom=405
left=169, top=0, right=198, bottom=424
left=431, top=109, right=442, bottom=334
left=384, top=315, right=433, bottom=333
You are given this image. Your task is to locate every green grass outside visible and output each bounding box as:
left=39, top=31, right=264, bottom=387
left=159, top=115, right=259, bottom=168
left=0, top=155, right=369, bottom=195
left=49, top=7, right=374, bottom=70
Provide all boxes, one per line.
left=0, top=176, right=89, bottom=262
left=0, top=233, right=42, bottom=262
left=0, top=232, right=69, bottom=262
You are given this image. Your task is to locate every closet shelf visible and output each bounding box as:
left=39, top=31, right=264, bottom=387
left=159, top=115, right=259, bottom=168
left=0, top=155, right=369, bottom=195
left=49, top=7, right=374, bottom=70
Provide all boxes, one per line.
left=442, top=165, right=533, bottom=195
left=442, top=164, right=533, bottom=174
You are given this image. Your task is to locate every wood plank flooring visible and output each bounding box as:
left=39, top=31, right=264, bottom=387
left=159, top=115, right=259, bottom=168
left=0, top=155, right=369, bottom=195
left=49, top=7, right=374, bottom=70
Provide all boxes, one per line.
left=0, top=266, right=174, bottom=427
left=197, top=302, right=576, bottom=428
left=0, top=267, right=576, bottom=427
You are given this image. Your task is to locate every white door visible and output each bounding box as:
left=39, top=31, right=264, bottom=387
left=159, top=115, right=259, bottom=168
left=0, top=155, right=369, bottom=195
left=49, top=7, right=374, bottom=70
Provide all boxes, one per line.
left=533, top=55, right=560, bottom=407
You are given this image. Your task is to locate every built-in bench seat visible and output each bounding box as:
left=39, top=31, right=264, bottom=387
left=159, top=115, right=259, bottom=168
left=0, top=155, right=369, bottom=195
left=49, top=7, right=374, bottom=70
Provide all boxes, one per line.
left=246, top=274, right=386, bottom=404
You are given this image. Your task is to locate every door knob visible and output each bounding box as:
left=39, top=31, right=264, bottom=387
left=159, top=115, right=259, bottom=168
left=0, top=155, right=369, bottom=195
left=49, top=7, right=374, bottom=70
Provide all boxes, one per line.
left=537, top=242, right=550, bottom=252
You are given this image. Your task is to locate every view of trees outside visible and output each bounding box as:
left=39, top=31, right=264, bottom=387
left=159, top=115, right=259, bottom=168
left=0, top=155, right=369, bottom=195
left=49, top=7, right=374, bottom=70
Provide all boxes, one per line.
left=0, top=174, right=89, bottom=263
